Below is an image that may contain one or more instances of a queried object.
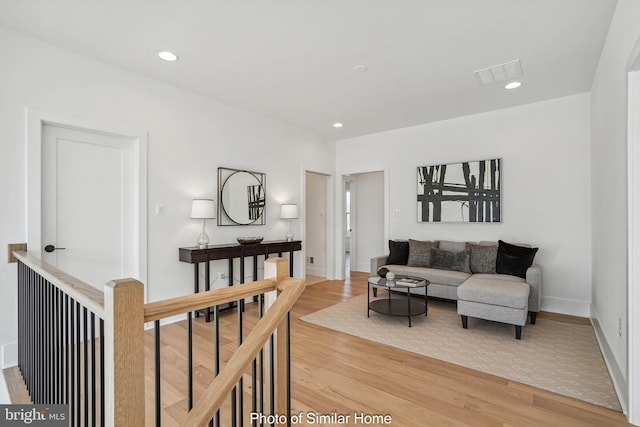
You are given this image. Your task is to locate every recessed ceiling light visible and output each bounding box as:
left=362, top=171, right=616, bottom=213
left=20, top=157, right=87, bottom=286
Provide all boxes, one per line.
left=333, top=122, right=344, bottom=128
left=158, top=51, right=179, bottom=62
left=505, top=81, right=522, bottom=90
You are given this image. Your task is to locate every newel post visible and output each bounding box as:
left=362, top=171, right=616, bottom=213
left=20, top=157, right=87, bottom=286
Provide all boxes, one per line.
left=264, top=258, right=290, bottom=424
left=104, top=278, right=145, bottom=426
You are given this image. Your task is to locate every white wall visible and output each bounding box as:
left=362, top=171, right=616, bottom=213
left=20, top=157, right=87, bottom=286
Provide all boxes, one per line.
left=305, top=172, right=328, bottom=277
left=590, top=0, right=640, bottom=416
left=0, top=27, right=333, bottom=366
left=353, top=172, right=385, bottom=272
left=336, top=94, right=592, bottom=316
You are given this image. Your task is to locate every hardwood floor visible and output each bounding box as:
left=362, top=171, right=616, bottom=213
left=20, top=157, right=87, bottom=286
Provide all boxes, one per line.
left=4, top=272, right=632, bottom=426
left=149, top=271, right=630, bottom=426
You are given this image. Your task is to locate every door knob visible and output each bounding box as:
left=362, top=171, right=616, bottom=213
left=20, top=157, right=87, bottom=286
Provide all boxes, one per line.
left=44, top=245, right=66, bottom=253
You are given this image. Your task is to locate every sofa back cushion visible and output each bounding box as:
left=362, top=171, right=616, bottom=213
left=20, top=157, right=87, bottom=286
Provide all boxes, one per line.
left=496, top=240, right=538, bottom=278
left=466, top=243, right=498, bottom=274
left=429, top=248, right=472, bottom=273
left=407, top=239, right=439, bottom=267
left=439, top=240, right=467, bottom=252
left=387, top=240, right=409, bottom=265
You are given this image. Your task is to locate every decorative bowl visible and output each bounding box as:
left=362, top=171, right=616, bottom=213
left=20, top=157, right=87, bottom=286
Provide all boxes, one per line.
left=237, top=236, right=264, bottom=245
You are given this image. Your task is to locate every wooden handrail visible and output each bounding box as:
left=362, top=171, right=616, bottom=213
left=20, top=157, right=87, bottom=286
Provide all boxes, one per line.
left=179, top=277, right=305, bottom=427
left=143, top=279, right=276, bottom=322
left=13, top=251, right=105, bottom=318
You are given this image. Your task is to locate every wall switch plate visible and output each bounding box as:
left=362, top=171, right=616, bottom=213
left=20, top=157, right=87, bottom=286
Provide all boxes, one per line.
left=8, top=243, right=27, bottom=263
left=155, top=204, right=165, bottom=216
left=394, top=209, right=401, bottom=216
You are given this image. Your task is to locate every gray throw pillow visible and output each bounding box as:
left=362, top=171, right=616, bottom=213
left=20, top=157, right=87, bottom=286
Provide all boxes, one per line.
left=429, top=248, right=471, bottom=273
left=407, top=239, right=439, bottom=267
left=466, top=243, right=498, bottom=274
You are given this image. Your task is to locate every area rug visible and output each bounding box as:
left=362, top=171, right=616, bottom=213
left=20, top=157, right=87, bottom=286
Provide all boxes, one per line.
left=300, top=294, right=621, bottom=411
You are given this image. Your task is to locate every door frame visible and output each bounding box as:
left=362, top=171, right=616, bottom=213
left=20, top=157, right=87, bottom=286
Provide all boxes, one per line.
left=26, top=107, right=148, bottom=297
left=301, top=166, right=335, bottom=280
left=627, top=57, right=640, bottom=425
left=335, top=166, right=389, bottom=280
left=344, top=177, right=356, bottom=272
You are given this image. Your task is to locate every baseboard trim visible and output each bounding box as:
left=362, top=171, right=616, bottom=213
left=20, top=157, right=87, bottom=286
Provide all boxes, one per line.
left=1, top=342, right=18, bottom=369
left=540, top=296, right=591, bottom=317
left=591, top=306, right=628, bottom=416
left=305, top=265, right=326, bottom=277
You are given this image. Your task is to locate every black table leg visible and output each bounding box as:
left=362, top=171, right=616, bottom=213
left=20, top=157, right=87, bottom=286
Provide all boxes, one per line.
left=367, top=282, right=370, bottom=317
left=407, top=290, right=412, bottom=327
left=425, top=289, right=428, bottom=316
left=194, top=264, right=200, bottom=318
left=205, top=261, right=211, bottom=322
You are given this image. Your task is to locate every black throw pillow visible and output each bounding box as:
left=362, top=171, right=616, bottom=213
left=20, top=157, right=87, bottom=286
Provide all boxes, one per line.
left=387, top=240, right=409, bottom=265
left=496, top=240, right=538, bottom=278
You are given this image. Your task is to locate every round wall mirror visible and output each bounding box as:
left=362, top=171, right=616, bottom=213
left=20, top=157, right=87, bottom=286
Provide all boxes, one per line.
left=219, top=169, right=266, bottom=225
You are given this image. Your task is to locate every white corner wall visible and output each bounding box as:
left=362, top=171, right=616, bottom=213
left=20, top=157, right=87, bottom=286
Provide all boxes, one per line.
left=353, top=172, right=385, bottom=272
left=336, top=94, right=592, bottom=316
left=0, top=27, right=333, bottom=365
left=590, top=0, right=640, bottom=417
left=305, top=172, right=328, bottom=277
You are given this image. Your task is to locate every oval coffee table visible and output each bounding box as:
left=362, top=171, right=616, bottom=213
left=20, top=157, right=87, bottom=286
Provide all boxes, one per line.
left=367, top=275, right=430, bottom=327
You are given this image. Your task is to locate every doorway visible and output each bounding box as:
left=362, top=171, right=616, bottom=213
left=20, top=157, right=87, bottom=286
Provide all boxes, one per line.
left=27, top=110, right=147, bottom=295
left=305, top=171, right=329, bottom=284
left=342, top=171, right=384, bottom=275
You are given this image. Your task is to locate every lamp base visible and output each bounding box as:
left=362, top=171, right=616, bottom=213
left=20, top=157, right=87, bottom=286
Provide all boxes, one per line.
left=197, top=219, right=209, bottom=248
left=285, top=233, right=294, bottom=242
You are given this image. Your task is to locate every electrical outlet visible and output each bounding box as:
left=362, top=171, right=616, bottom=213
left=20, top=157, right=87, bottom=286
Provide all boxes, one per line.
left=310, top=257, right=314, bottom=264
left=394, top=209, right=401, bottom=217
left=619, top=318, right=623, bottom=337
left=217, top=272, right=225, bottom=280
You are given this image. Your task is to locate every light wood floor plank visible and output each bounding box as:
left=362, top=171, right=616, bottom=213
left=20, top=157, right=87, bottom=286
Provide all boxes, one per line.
left=4, top=271, right=631, bottom=426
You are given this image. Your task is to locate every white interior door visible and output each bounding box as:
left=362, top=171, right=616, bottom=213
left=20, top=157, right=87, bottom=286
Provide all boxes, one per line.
left=42, top=124, right=135, bottom=289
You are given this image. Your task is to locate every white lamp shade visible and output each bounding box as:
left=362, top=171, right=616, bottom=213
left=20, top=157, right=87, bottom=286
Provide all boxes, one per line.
left=191, top=199, right=216, bottom=219
left=280, top=204, right=298, bottom=219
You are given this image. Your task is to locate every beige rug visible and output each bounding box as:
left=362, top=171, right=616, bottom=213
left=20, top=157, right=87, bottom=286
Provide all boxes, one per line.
left=301, top=294, right=621, bottom=411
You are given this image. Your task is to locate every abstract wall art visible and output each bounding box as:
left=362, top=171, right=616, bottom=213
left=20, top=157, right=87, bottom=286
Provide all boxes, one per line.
left=417, top=158, right=501, bottom=223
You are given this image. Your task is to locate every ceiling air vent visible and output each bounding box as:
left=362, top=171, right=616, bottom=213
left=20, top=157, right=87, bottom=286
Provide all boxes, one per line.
left=474, top=59, right=523, bottom=85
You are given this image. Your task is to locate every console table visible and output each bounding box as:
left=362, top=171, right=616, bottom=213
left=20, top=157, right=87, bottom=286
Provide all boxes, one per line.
left=179, top=240, right=302, bottom=321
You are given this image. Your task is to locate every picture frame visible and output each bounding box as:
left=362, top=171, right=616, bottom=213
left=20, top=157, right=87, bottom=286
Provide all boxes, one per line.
left=218, top=167, right=266, bottom=226
left=417, top=158, right=501, bottom=223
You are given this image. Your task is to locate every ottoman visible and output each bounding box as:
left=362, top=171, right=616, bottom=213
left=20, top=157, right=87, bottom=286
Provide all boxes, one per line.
left=457, top=276, right=530, bottom=339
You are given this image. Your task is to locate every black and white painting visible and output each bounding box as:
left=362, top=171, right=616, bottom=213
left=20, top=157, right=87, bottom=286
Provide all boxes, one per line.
left=417, top=158, right=501, bottom=223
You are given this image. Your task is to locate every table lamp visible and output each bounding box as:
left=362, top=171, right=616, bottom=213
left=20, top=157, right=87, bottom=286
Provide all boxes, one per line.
left=280, top=204, right=298, bottom=242
left=191, top=199, right=215, bottom=248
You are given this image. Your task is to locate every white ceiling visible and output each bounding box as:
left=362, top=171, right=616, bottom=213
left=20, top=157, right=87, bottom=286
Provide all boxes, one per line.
left=0, top=0, right=618, bottom=139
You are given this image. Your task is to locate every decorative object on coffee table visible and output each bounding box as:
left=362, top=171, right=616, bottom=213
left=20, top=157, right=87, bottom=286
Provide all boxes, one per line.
left=377, top=267, right=389, bottom=277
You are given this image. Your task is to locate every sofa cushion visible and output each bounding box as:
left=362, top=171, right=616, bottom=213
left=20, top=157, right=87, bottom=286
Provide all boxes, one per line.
left=466, top=243, right=498, bottom=274
left=429, top=248, right=471, bottom=273
left=457, top=276, right=530, bottom=309
left=407, top=239, right=439, bottom=267
left=496, top=240, right=538, bottom=278
left=439, top=240, right=467, bottom=252
left=387, top=240, right=409, bottom=265
left=382, top=265, right=470, bottom=287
